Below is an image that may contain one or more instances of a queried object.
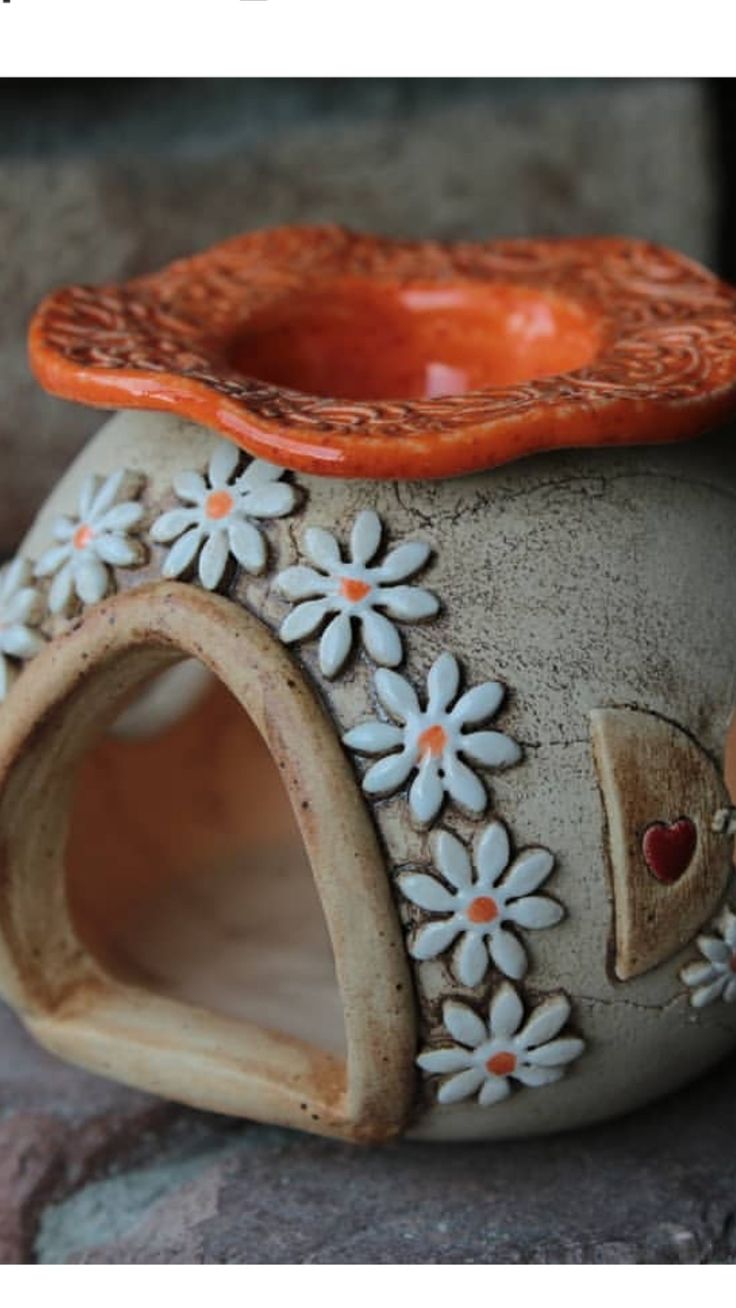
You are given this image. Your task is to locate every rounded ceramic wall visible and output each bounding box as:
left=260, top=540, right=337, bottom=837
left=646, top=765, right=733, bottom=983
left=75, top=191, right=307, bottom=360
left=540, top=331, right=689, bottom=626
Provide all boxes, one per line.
left=0, top=408, right=733, bottom=1141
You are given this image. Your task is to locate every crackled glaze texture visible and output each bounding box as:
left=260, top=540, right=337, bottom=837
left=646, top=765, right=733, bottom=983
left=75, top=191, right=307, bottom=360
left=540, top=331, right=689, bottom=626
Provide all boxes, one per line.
left=7, top=406, right=735, bottom=1142
left=29, top=228, right=736, bottom=479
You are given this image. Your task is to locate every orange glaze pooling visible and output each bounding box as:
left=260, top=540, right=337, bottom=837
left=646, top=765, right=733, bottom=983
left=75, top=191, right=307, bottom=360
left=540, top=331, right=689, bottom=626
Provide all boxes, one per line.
left=486, top=1051, right=517, bottom=1077
left=340, top=577, right=372, bottom=603
left=205, top=489, right=234, bottom=520
left=73, top=524, right=93, bottom=550
left=418, top=723, right=448, bottom=758
left=467, top=896, right=499, bottom=924
left=29, top=227, right=736, bottom=481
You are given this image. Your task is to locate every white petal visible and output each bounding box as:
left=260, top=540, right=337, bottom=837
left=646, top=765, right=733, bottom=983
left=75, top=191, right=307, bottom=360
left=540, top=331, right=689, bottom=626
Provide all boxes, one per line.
left=237, top=458, right=285, bottom=491
left=35, top=543, right=72, bottom=577
left=478, top=1077, right=513, bottom=1107
left=319, top=613, right=353, bottom=677
left=450, top=682, right=505, bottom=726
left=52, top=515, right=76, bottom=543
left=412, top=919, right=463, bottom=960
left=150, top=507, right=200, bottom=542
left=361, top=609, right=402, bottom=667
left=444, top=1000, right=487, bottom=1048
left=437, top=1068, right=486, bottom=1105
left=78, top=474, right=98, bottom=520
left=378, top=585, right=439, bottom=622
left=724, top=978, right=736, bottom=1002
left=173, top=470, right=208, bottom=504
left=341, top=721, right=403, bottom=753
left=275, top=566, right=328, bottom=601
left=227, top=519, right=266, bottom=573
left=427, top=652, right=459, bottom=713
left=508, top=896, right=564, bottom=930
left=489, top=928, right=527, bottom=980
left=162, top=527, right=203, bottom=578
left=489, top=982, right=524, bottom=1038
left=374, top=668, right=420, bottom=722
left=503, top=848, right=555, bottom=898
left=681, top=960, right=717, bottom=987
left=526, top=1037, right=584, bottom=1068
left=518, top=994, right=571, bottom=1048
left=94, top=534, right=142, bottom=567
left=377, top=540, right=431, bottom=583
left=416, top=1047, right=473, bottom=1074
left=208, top=439, right=240, bottom=487
left=692, top=978, right=728, bottom=1007
left=48, top=564, right=74, bottom=614
left=7, top=588, right=43, bottom=626
left=198, top=530, right=230, bottom=590
left=721, top=909, right=736, bottom=949
left=475, top=821, right=511, bottom=888
left=279, top=599, right=329, bottom=643
left=399, top=873, right=457, bottom=912
left=74, top=556, right=110, bottom=605
left=514, top=1065, right=565, bottom=1088
left=0, top=626, right=43, bottom=660
left=350, top=510, right=382, bottom=565
left=409, top=757, right=444, bottom=824
left=98, top=501, right=144, bottom=533
left=0, top=557, right=30, bottom=599
left=361, top=750, right=416, bottom=796
left=304, top=526, right=341, bottom=571
left=433, top=829, right=473, bottom=890
left=243, top=483, right=295, bottom=519
left=698, top=936, right=731, bottom=965
left=89, top=468, right=126, bottom=519
left=443, top=754, right=486, bottom=816
left=460, top=730, right=522, bottom=769
left=454, top=932, right=490, bottom=987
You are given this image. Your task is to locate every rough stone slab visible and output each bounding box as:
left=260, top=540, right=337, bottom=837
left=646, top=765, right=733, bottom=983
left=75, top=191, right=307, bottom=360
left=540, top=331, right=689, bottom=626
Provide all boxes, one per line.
left=0, top=78, right=717, bottom=551
left=3, top=1001, right=735, bottom=1264
left=0, top=1004, right=179, bottom=1263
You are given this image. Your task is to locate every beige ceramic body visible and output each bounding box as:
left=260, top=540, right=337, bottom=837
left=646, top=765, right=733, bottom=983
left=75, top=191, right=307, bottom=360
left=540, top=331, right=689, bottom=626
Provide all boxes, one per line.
left=1, top=409, right=735, bottom=1142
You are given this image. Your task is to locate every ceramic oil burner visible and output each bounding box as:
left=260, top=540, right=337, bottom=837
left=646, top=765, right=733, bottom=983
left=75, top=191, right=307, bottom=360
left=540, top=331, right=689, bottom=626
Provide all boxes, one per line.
left=1, top=227, right=735, bottom=1144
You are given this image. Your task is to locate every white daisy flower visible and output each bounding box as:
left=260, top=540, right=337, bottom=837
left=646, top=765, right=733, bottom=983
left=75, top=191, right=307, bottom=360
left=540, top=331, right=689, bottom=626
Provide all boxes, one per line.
left=681, top=906, right=736, bottom=1007
left=35, top=469, right=145, bottom=615
left=398, top=821, right=563, bottom=984
left=418, top=982, right=584, bottom=1107
left=0, top=558, right=45, bottom=700
left=342, top=652, right=521, bottom=825
left=275, top=509, right=438, bottom=678
left=150, top=440, right=297, bottom=591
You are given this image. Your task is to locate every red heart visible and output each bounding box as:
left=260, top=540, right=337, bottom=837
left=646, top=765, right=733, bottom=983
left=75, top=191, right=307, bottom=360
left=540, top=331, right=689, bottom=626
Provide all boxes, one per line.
left=642, top=818, right=697, bottom=884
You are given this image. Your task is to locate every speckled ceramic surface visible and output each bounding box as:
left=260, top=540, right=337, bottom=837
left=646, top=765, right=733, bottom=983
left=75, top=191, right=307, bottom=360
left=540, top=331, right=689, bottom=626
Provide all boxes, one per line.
left=0, top=230, right=735, bottom=1142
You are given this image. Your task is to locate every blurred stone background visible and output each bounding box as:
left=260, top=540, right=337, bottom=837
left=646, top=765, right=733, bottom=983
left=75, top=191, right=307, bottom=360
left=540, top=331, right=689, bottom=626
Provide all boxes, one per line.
left=2, top=78, right=736, bottom=1264
left=0, top=77, right=733, bottom=549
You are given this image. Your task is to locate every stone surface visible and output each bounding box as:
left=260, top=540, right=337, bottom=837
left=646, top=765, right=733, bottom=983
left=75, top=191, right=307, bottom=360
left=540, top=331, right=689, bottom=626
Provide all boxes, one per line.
left=0, top=77, right=718, bottom=550
left=0, top=997, right=731, bottom=1264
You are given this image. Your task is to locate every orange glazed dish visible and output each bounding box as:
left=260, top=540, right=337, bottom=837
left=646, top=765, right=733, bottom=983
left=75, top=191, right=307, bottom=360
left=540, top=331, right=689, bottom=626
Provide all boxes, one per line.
left=29, top=226, right=736, bottom=480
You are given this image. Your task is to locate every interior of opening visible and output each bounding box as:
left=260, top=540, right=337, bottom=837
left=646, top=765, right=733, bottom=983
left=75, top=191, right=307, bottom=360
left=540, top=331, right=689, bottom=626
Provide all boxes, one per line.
left=226, top=277, right=603, bottom=400
left=64, top=661, right=346, bottom=1054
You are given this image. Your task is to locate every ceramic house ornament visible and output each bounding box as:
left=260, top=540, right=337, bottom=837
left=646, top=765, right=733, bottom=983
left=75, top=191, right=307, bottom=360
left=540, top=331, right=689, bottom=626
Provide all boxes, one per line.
left=0, top=225, right=735, bottom=1144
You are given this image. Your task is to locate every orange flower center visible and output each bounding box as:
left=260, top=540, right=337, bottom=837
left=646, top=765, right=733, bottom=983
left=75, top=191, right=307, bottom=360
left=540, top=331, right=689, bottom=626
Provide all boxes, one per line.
left=467, top=896, right=499, bottom=924
left=486, top=1051, right=516, bottom=1077
left=340, top=577, right=372, bottom=603
left=418, top=723, right=448, bottom=758
left=205, top=490, right=234, bottom=520
left=73, top=524, right=93, bottom=550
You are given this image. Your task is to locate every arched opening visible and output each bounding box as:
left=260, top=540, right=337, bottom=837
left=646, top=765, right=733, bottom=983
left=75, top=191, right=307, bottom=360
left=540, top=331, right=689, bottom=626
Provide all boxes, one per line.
left=0, top=584, right=414, bottom=1140
left=65, top=665, right=345, bottom=1054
